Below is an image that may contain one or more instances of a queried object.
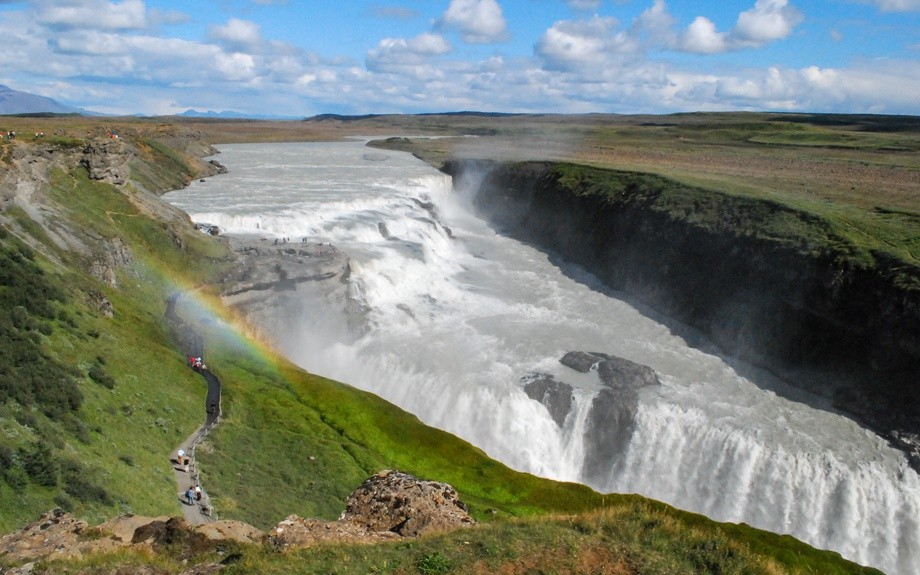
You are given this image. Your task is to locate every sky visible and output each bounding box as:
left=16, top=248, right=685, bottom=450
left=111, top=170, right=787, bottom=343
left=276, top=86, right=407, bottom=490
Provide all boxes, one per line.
left=0, top=0, right=918, bottom=116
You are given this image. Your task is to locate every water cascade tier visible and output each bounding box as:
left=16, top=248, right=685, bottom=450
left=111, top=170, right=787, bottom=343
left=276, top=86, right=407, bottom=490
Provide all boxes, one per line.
left=165, top=142, right=919, bottom=575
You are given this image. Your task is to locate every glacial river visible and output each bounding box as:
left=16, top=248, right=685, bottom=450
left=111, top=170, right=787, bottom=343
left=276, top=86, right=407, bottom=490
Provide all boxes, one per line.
left=164, top=141, right=919, bottom=575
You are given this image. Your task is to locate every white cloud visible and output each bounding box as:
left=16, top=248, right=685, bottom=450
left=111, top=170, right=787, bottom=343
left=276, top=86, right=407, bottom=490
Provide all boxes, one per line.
left=633, top=0, right=677, bottom=47
left=862, top=0, right=920, bottom=11
left=536, top=16, right=641, bottom=71
left=680, top=16, right=727, bottom=54
left=37, top=0, right=147, bottom=31
left=671, top=0, right=803, bottom=54
left=210, top=18, right=262, bottom=48
left=214, top=52, right=257, bottom=82
left=440, top=0, right=509, bottom=44
left=366, top=33, right=451, bottom=72
left=732, top=0, right=803, bottom=46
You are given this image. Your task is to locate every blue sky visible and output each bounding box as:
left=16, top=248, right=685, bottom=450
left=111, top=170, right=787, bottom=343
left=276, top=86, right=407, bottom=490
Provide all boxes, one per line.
left=0, top=0, right=918, bottom=116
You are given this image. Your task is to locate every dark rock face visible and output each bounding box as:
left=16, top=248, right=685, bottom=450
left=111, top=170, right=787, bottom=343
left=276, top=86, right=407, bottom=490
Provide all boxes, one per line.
left=339, top=470, right=475, bottom=537
left=596, top=356, right=660, bottom=391
left=581, top=355, right=661, bottom=483
left=82, top=137, right=131, bottom=185
left=521, top=372, right=574, bottom=427
left=560, top=351, right=610, bottom=373
left=583, top=388, right=639, bottom=483
left=443, top=159, right=920, bottom=462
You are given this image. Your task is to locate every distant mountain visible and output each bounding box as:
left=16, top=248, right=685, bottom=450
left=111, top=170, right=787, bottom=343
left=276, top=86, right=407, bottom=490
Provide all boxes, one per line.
left=177, top=109, right=299, bottom=120
left=0, top=84, right=83, bottom=115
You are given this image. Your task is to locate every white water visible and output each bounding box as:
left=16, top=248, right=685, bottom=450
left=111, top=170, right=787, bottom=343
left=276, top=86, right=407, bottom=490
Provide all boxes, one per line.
left=165, top=141, right=919, bottom=574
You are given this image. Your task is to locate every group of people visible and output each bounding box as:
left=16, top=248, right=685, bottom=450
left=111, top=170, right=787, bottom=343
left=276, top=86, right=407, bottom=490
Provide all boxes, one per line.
left=185, top=484, right=203, bottom=506
left=176, top=448, right=204, bottom=506
left=188, top=356, right=205, bottom=370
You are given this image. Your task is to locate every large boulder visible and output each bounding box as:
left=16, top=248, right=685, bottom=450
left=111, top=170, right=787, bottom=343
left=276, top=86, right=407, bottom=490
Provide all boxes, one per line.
left=560, top=351, right=610, bottom=373
left=340, top=470, right=475, bottom=537
left=596, top=356, right=660, bottom=391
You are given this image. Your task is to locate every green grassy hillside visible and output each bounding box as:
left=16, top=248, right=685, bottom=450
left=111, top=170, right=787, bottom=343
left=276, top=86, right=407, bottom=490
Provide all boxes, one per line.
left=0, top=123, right=884, bottom=574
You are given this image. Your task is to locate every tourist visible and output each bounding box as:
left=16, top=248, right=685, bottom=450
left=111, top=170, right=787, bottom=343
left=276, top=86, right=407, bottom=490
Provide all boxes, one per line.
left=185, top=487, right=195, bottom=505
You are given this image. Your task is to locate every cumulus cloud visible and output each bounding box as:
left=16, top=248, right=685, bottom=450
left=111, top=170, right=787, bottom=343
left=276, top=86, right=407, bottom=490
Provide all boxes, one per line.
left=671, top=0, right=803, bottom=54
left=732, top=0, right=803, bottom=46
left=439, top=0, right=509, bottom=44
left=536, top=16, right=639, bottom=71
left=680, top=16, right=727, bottom=54
left=210, top=18, right=262, bottom=48
left=632, top=0, right=677, bottom=47
left=366, top=32, right=451, bottom=72
left=36, top=0, right=147, bottom=31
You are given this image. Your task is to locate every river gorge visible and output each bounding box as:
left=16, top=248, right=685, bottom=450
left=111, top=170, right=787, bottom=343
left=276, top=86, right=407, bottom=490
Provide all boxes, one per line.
left=164, top=141, right=919, bottom=575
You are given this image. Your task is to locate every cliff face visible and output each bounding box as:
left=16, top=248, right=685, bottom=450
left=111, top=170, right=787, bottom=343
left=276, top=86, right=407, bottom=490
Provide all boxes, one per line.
left=443, top=160, right=920, bottom=455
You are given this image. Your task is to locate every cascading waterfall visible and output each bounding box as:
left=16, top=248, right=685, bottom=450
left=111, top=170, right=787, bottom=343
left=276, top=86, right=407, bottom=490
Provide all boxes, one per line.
left=165, top=141, right=920, bottom=575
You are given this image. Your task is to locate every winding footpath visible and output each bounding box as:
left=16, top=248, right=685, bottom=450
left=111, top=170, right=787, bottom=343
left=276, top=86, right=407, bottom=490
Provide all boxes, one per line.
left=165, top=294, right=222, bottom=525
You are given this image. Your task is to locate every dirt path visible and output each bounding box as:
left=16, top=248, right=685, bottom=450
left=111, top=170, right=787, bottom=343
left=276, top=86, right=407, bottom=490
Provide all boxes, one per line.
left=166, top=293, right=222, bottom=525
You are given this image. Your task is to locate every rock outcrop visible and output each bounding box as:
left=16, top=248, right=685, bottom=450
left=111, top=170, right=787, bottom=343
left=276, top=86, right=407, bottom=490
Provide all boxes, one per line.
left=444, top=159, right=920, bottom=464
left=81, top=137, right=131, bottom=185
left=1, top=472, right=474, bottom=565
left=340, top=470, right=475, bottom=537
left=0, top=509, right=264, bottom=567
left=220, top=236, right=359, bottom=346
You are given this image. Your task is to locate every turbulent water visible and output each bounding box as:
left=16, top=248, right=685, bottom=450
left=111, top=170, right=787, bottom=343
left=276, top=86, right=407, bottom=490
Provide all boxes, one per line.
left=165, top=141, right=920, bottom=574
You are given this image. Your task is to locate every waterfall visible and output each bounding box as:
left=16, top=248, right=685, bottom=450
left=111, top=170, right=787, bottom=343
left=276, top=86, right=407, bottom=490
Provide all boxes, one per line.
left=165, top=141, right=920, bottom=575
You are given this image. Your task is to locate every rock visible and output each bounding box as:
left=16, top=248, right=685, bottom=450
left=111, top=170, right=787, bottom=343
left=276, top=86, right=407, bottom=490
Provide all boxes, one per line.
left=89, top=236, right=133, bottom=288
left=88, top=289, right=115, bottom=318
left=596, top=356, right=661, bottom=390
left=0, top=509, right=87, bottom=563
left=560, top=351, right=610, bottom=373
left=583, top=388, right=639, bottom=483
left=521, top=372, right=574, bottom=427
left=378, top=221, right=390, bottom=239
left=340, top=470, right=475, bottom=537
left=81, top=137, right=131, bottom=185
left=193, top=521, right=264, bottom=545
left=131, top=517, right=192, bottom=546
left=268, top=516, right=398, bottom=550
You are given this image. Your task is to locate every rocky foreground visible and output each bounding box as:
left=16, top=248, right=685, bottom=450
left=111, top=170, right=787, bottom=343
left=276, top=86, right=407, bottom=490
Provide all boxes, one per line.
left=0, top=470, right=474, bottom=573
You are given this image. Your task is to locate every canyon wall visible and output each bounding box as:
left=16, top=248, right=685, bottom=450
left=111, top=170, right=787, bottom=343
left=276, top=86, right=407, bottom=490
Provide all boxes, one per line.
left=443, top=160, right=920, bottom=460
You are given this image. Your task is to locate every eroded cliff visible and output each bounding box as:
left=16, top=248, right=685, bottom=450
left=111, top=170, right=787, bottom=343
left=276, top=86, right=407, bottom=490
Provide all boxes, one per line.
left=443, top=159, right=920, bottom=464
